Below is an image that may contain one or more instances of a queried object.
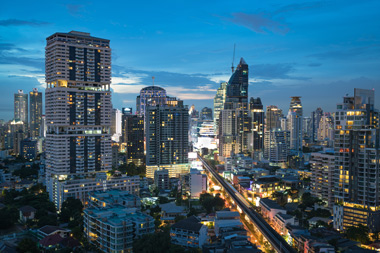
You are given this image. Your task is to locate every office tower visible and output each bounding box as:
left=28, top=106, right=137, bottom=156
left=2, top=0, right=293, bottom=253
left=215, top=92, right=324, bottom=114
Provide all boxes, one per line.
left=266, top=105, right=282, bottom=131
left=195, top=120, right=217, bottom=150
left=189, top=105, right=200, bottom=145
left=219, top=108, right=250, bottom=158
left=146, top=102, right=189, bottom=178
left=263, top=130, right=290, bottom=164
left=219, top=58, right=250, bottom=158
left=45, top=31, right=112, bottom=208
left=214, top=82, right=227, bottom=134
left=29, top=88, right=43, bottom=138
left=287, top=96, right=303, bottom=151
left=14, top=90, right=28, bottom=124
left=248, top=97, right=264, bottom=159
left=40, top=115, right=46, bottom=137
left=20, top=138, right=38, bottom=160
left=154, top=169, right=170, bottom=190
left=310, top=150, right=335, bottom=209
left=10, top=120, right=26, bottom=156
left=302, top=116, right=312, bottom=138
left=121, top=112, right=145, bottom=166
left=200, top=107, right=213, bottom=121
left=317, top=113, right=334, bottom=145
left=224, top=58, right=249, bottom=109
left=333, top=88, right=380, bottom=232
left=136, top=86, right=167, bottom=116
left=311, top=107, right=323, bottom=142
left=110, top=108, right=122, bottom=142
left=280, top=117, right=287, bottom=131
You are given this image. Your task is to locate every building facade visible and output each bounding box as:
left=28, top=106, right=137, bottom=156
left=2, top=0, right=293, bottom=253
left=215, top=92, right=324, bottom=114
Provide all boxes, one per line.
left=287, top=96, right=303, bottom=151
left=145, top=103, right=189, bottom=178
left=14, top=90, right=28, bottom=124
left=333, top=88, right=380, bottom=232
left=264, top=130, right=290, bottom=164
left=248, top=97, right=264, bottom=159
left=44, top=31, right=112, bottom=208
left=29, top=88, right=43, bottom=138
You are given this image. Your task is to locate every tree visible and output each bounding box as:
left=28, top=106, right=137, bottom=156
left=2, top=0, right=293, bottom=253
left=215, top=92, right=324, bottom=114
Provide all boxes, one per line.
left=199, top=193, right=225, bottom=213
left=0, top=207, right=18, bottom=229
left=17, top=238, right=40, bottom=253
left=345, top=225, right=371, bottom=244
left=272, top=191, right=287, bottom=206
left=60, top=198, right=83, bottom=223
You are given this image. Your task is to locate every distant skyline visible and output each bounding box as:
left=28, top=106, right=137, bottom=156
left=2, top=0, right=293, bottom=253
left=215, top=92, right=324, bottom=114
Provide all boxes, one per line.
left=1, top=0, right=380, bottom=120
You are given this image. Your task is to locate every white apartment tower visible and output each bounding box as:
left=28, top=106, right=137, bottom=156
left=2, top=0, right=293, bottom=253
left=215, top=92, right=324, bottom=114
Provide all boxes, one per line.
left=45, top=31, right=112, bottom=207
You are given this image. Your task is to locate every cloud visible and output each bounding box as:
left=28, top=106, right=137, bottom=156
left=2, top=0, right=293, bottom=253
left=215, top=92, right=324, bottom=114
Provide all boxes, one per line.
left=251, top=63, right=310, bottom=80
left=0, top=43, right=44, bottom=70
left=0, top=19, right=50, bottom=26
left=227, top=12, right=289, bottom=35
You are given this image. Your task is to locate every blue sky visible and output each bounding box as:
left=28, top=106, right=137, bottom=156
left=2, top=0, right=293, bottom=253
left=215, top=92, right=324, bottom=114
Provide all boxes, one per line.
left=1, top=0, right=379, bottom=120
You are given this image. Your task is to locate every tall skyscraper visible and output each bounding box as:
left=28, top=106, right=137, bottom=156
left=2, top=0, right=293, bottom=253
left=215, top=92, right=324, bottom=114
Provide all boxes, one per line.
left=213, top=82, right=227, bottom=134
left=14, top=90, right=28, bottom=124
left=136, top=86, right=167, bottom=116
left=200, top=107, right=213, bottom=121
left=248, top=97, right=264, bottom=159
left=110, top=108, right=122, bottom=142
left=265, top=105, right=282, bottom=131
left=45, top=31, right=112, bottom=207
left=311, top=107, right=323, bottom=142
left=264, top=130, right=290, bottom=164
left=224, top=58, right=248, bottom=109
left=29, top=88, right=42, bottom=138
left=219, top=58, right=250, bottom=158
left=317, top=113, right=334, bottom=145
left=333, top=88, right=380, bottom=232
left=121, top=112, right=145, bottom=166
left=145, top=102, right=189, bottom=178
left=287, top=96, right=303, bottom=151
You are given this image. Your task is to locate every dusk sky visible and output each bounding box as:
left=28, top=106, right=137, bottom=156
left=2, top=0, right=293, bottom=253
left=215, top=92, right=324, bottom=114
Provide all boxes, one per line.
left=1, top=0, right=379, bottom=120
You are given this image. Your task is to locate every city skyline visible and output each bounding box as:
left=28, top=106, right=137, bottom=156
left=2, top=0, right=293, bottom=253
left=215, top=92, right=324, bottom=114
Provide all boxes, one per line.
left=1, top=0, right=380, bottom=120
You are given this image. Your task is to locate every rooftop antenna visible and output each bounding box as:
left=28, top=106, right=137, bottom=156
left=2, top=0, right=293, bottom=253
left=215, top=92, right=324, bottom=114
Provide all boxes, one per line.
left=231, top=43, right=236, bottom=73
left=152, top=76, right=155, bottom=87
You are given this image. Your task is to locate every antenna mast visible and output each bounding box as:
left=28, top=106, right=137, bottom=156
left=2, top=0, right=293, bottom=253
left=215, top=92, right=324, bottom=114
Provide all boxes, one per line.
left=231, top=43, right=236, bottom=73
left=152, top=76, right=155, bottom=87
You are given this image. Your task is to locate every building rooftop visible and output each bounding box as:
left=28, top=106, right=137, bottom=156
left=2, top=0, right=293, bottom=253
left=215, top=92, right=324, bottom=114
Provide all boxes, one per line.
left=39, top=225, right=68, bottom=235
left=215, top=211, right=240, bottom=219
left=260, top=198, right=285, bottom=210
left=159, top=202, right=186, bottom=214
left=171, top=216, right=204, bottom=232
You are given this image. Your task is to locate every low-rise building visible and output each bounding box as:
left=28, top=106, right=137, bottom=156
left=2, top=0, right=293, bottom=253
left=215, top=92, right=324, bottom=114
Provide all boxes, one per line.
left=84, top=206, right=154, bottom=252
left=88, top=189, right=141, bottom=209
left=273, top=213, right=296, bottom=235
left=154, top=169, right=170, bottom=190
left=159, top=202, right=187, bottom=223
left=259, top=198, right=286, bottom=223
left=52, top=173, right=140, bottom=209
left=19, top=205, right=36, bottom=223
left=170, top=216, right=208, bottom=248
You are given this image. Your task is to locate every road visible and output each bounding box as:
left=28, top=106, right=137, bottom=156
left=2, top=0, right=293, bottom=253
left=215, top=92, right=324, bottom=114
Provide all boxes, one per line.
left=198, top=154, right=296, bottom=253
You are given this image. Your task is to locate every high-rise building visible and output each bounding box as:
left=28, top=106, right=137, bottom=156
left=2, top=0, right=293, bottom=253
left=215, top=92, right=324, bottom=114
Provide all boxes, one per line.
left=224, top=58, right=249, bottom=110
left=248, top=97, right=264, bottom=159
left=121, top=112, right=145, bottom=166
left=146, top=103, right=189, bottom=178
left=136, top=86, right=167, bottom=116
left=200, top=107, right=213, bottom=121
left=311, top=107, right=323, bottom=142
left=266, top=106, right=282, bottom=131
left=29, top=88, right=42, bottom=138
left=154, top=169, right=170, bottom=190
left=214, top=82, right=227, bottom=134
left=219, top=58, right=250, bottom=158
left=310, top=150, right=335, bottom=209
left=317, top=113, right=334, bottom=145
left=14, top=90, right=28, bottom=124
left=110, top=108, right=122, bottom=142
left=333, top=88, right=380, bottom=232
left=287, top=96, right=303, bottom=151
left=44, top=31, right=112, bottom=208
left=263, top=130, right=290, bottom=164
